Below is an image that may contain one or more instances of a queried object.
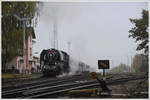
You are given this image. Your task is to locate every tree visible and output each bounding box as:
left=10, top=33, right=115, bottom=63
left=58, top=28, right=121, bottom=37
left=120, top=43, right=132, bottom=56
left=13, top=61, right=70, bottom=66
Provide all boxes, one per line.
left=129, top=9, right=149, bottom=55
left=131, top=54, right=148, bottom=72
left=2, top=2, right=40, bottom=71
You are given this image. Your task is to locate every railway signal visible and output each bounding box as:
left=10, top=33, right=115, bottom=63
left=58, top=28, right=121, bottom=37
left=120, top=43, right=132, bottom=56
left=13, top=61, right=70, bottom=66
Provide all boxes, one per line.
left=90, top=72, right=111, bottom=95
left=98, top=60, right=109, bottom=77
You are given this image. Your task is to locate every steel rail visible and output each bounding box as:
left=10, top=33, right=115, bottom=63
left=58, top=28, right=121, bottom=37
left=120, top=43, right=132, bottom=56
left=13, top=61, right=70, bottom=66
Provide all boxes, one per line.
left=2, top=73, right=147, bottom=98
left=2, top=75, right=91, bottom=98
left=25, top=76, right=147, bottom=98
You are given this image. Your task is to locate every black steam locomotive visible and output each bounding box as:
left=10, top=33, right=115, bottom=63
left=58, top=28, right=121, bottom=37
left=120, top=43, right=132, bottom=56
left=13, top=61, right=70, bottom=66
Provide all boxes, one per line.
left=40, top=48, right=70, bottom=76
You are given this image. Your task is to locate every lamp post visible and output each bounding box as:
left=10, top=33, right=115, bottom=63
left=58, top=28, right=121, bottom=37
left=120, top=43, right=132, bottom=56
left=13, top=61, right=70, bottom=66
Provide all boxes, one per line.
left=2, top=14, right=32, bottom=77
left=67, top=41, right=71, bottom=55
left=22, top=20, right=26, bottom=76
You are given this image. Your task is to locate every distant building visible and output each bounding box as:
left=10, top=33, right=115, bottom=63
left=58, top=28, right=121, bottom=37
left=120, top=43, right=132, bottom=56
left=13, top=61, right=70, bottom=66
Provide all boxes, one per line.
left=7, top=27, right=36, bottom=73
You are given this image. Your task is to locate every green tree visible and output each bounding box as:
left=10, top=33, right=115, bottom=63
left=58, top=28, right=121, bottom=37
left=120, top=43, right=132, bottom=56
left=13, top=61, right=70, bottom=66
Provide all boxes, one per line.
left=2, top=2, right=40, bottom=71
left=129, top=9, right=149, bottom=55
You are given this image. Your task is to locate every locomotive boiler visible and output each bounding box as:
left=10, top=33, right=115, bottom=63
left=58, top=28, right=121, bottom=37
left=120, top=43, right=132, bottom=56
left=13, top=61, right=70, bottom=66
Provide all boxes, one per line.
left=40, top=48, right=70, bottom=76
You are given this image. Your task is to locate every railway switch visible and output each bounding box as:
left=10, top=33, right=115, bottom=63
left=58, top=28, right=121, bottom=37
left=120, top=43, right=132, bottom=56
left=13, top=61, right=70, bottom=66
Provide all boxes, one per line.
left=90, top=72, right=111, bottom=93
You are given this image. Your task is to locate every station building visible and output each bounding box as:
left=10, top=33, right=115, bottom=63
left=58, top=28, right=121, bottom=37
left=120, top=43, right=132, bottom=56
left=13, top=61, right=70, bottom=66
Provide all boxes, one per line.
left=7, top=27, right=39, bottom=73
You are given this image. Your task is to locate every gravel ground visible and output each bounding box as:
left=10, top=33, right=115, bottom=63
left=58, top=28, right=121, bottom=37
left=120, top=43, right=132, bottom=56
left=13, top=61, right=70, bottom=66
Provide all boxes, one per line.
left=68, top=77, right=148, bottom=98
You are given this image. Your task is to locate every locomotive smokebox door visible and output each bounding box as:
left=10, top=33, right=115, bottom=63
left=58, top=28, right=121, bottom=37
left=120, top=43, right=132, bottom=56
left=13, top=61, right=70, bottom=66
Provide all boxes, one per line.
left=98, top=60, right=109, bottom=69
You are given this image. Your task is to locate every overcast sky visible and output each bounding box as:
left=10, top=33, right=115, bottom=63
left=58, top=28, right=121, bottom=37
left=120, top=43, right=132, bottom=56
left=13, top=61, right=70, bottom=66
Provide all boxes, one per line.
left=33, top=2, right=148, bottom=71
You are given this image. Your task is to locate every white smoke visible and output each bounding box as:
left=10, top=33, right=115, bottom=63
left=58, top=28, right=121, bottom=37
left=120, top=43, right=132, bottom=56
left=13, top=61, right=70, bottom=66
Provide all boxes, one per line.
left=37, top=2, right=97, bottom=74
left=69, top=56, right=80, bottom=75
left=69, top=56, right=97, bottom=75
left=57, top=55, right=96, bottom=78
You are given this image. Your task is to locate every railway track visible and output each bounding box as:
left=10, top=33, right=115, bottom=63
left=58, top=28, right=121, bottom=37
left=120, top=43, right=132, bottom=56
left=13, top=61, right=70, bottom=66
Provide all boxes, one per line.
left=2, top=77, right=52, bottom=91
left=2, top=73, right=147, bottom=98
left=2, top=74, right=91, bottom=98
left=25, top=75, right=146, bottom=98
left=2, top=74, right=84, bottom=91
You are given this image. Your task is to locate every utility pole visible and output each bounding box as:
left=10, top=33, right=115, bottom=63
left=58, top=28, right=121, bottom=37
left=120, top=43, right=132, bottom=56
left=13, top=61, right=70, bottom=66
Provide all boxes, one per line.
left=53, top=16, right=58, bottom=49
left=53, top=20, right=56, bottom=49
left=23, top=20, right=26, bottom=75
left=127, top=55, right=129, bottom=72
left=49, top=32, right=51, bottom=48
left=52, top=8, right=58, bottom=50
left=67, top=41, right=71, bottom=55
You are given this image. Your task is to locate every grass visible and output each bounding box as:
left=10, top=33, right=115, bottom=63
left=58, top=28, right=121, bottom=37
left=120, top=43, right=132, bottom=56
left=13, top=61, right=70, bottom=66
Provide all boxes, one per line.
left=2, top=73, right=41, bottom=79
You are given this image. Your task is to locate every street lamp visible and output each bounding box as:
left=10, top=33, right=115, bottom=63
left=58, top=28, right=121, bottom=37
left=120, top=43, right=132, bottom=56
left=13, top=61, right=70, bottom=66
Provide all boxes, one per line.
left=2, top=14, right=32, bottom=77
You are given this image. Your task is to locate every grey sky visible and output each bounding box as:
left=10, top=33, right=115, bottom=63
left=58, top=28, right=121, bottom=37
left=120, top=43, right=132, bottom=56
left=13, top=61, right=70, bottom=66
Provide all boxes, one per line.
left=33, top=2, right=148, bottom=71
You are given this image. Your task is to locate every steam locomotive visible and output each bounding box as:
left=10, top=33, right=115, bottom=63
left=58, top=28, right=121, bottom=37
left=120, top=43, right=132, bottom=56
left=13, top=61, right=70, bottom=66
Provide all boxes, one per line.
left=40, top=48, right=70, bottom=76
